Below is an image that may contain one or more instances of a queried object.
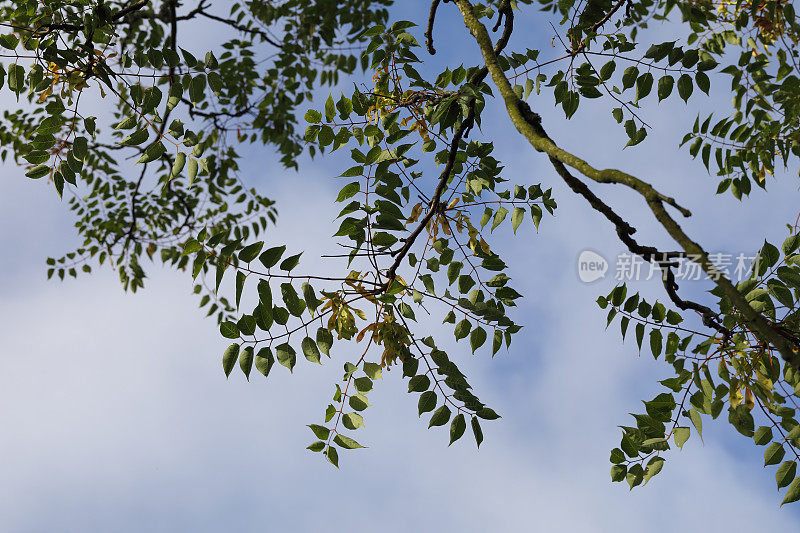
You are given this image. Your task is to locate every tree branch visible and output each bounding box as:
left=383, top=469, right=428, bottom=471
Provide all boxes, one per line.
left=453, top=0, right=797, bottom=364
left=425, top=0, right=445, bottom=54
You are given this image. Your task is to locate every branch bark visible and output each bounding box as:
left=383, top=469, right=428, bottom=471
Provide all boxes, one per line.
left=451, top=0, right=798, bottom=365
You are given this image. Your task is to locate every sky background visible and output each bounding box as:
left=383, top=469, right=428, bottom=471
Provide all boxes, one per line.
left=2, top=1, right=800, bottom=531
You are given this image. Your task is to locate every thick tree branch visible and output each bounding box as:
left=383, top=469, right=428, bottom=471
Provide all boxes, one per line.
left=425, top=0, right=445, bottom=54
left=452, top=0, right=798, bottom=364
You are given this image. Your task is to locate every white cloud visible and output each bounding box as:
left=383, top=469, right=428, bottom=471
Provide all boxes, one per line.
left=1, top=163, right=797, bottom=531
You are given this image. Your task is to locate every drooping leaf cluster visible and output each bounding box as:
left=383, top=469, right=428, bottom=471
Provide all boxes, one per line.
left=0, top=0, right=389, bottom=312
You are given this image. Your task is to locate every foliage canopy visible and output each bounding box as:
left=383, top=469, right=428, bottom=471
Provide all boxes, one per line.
left=3, top=0, right=800, bottom=505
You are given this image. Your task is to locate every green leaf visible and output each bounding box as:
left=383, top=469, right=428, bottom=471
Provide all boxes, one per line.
left=622, top=66, right=638, bottom=89
left=458, top=275, right=475, bottom=294
left=418, top=391, right=437, bottom=416
left=777, top=461, right=797, bottom=489
left=449, top=414, right=466, bottom=445
left=257, top=280, right=273, bottom=323
left=325, top=94, right=336, bottom=122
left=599, top=61, right=616, bottom=80
left=325, top=446, right=339, bottom=468
left=279, top=253, right=302, bottom=271
left=649, top=329, right=663, bottom=358
left=398, top=302, right=416, bottom=320
left=308, top=424, right=330, bottom=440
left=189, top=74, right=207, bottom=103
left=695, top=71, right=710, bottom=94
left=179, top=47, right=197, bottom=67
left=0, top=34, right=19, bottom=50
left=471, top=416, right=483, bottom=448
left=480, top=207, right=492, bottom=228
left=136, top=141, right=166, bottom=164
left=254, top=347, right=274, bottom=378
left=239, top=346, right=254, bottom=380
left=363, top=362, right=382, bottom=380
left=166, top=83, right=182, bottom=111
left=635, top=323, right=645, bottom=351
left=307, top=441, right=325, bottom=452
left=259, top=245, right=286, bottom=269
left=665, top=310, right=683, bottom=325
left=342, top=412, right=364, bottom=430
left=354, top=376, right=373, bottom=393
left=334, top=434, right=366, bottom=449
left=677, top=74, right=693, bottom=102
left=235, top=271, right=246, bottom=309
left=275, top=343, right=296, bottom=372
left=781, top=478, right=800, bottom=506
left=25, top=165, right=50, bottom=180
left=643, top=457, right=664, bottom=485
left=428, top=405, right=452, bottom=427
left=626, top=464, right=644, bottom=489
left=688, top=408, right=703, bottom=443
left=120, top=127, right=149, bottom=147
left=454, top=319, right=471, bottom=341
left=170, top=152, right=186, bottom=179
left=8, top=63, right=24, bottom=95
left=222, top=343, right=239, bottom=378
left=673, top=427, right=690, bottom=449
left=511, top=207, right=524, bottom=233
left=25, top=152, right=50, bottom=165
left=337, top=182, right=360, bottom=202
left=610, top=448, right=626, bottom=464
left=220, top=321, right=239, bottom=339
left=765, top=442, right=785, bottom=466
left=302, top=283, right=320, bottom=314
left=302, top=336, right=321, bottom=364
left=186, top=158, right=198, bottom=185
left=408, top=375, right=430, bottom=392
left=239, top=242, right=264, bottom=263
left=317, top=327, right=333, bottom=356
left=72, top=137, right=88, bottom=160
left=349, top=394, right=369, bottom=411
left=182, top=238, right=203, bottom=255
left=281, top=283, right=305, bottom=317
left=783, top=234, right=800, bottom=255
left=657, top=75, right=674, bottom=101
left=491, top=207, right=508, bottom=231
left=305, top=109, right=322, bottom=123
left=728, top=405, right=754, bottom=437
left=753, top=426, right=773, bottom=445
left=478, top=407, right=501, bottom=420
left=635, top=72, right=653, bottom=100
left=470, top=327, right=487, bottom=353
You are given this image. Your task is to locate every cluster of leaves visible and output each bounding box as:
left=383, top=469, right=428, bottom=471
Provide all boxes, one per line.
left=0, top=0, right=390, bottom=318
left=470, top=0, right=800, bottom=505
left=534, top=0, right=800, bottom=194
left=507, top=4, right=718, bottom=146
left=599, top=232, right=800, bottom=503
left=175, top=19, right=561, bottom=463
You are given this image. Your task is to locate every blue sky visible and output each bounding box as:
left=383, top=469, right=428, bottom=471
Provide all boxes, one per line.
left=1, top=1, right=799, bottom=531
